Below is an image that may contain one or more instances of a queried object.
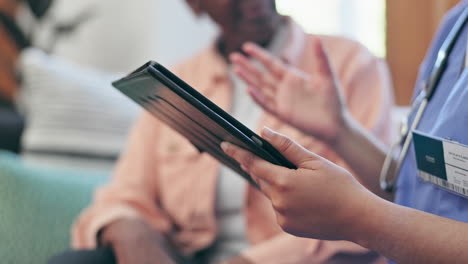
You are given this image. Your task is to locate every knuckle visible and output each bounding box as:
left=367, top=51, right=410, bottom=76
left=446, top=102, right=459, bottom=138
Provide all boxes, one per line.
left=289, top=71, right=304, bottom=83
left=309, top=77, right=320, bottom=87
left=229, top=149, right=240, bottom=160
left=249, top=161, right=261, bottom=176
left=261, top=74, right=272, bottom=84
left=272, top=197, right=289, bottom=215
left=265, top=58, right=275, bottom=68
left=276, top=214, right=291, bottom=232
left=273, top=60, right=283, bottom=71
left=282, top=224, right=296, bottom=237
left=275, top=215, right=298, bottom=236
left=285, top=75, right=300, bottom=85
left=242, top=153, right=255, bottom=170
left=224, top=145, right=234, bottom=156
left=277, top=136, right=294, bottom=153
left=275, top=177, right=290, bottom=192
left=276, top=213, right=286, bottom=226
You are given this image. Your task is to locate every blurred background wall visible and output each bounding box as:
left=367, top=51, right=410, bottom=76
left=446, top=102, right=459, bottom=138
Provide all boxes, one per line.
left=41, top=0, right=216, bottom=73
left=386, top=0, right=460, bottom=105
left=38, top=0, right=461, bottom=104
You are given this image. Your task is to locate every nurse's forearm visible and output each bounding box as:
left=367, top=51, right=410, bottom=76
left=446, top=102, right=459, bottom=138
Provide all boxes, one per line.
left=331, top=113, right=392, bottom=199
left=353, top=195, right=468, bottom=264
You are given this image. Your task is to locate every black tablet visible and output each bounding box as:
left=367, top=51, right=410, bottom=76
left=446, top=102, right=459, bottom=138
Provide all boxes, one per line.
left=112, top=61, right=296, bottom=188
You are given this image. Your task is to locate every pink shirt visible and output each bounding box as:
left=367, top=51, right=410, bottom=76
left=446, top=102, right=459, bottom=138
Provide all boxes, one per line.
left=72, top=20, right=393, bottom=264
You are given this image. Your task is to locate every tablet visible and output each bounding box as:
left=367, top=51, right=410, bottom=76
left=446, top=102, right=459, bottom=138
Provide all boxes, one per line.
left=112, top=61, right=296, bottom=188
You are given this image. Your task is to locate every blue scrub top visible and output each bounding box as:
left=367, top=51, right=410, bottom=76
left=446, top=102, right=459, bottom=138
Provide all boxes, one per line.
left=395, top=0, right=468, bottom=232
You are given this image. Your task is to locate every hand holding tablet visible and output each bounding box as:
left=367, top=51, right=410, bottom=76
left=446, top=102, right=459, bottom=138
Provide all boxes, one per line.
left=112, top=61, right=296, bottom=188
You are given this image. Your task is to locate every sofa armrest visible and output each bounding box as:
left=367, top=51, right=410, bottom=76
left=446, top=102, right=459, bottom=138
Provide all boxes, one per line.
left=0, top=151, right=108, bottom=263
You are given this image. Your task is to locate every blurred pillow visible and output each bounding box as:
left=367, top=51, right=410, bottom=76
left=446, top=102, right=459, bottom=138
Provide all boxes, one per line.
left=17, top=48, right=140, bottom=171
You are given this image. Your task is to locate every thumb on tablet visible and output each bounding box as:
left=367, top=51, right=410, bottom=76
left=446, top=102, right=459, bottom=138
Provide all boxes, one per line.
left=261, top=127, right=321, bottom=167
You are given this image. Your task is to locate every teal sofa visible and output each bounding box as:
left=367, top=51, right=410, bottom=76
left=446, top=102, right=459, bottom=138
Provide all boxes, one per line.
left=0, top=151, right=108, bottom=264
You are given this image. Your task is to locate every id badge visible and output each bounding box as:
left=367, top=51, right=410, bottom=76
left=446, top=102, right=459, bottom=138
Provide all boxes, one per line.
left=413, top=131, right=468, bottom=197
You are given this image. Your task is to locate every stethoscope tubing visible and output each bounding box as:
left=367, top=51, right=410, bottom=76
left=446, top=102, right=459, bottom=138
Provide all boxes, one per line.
left=379, top=6, right=468, bottom=192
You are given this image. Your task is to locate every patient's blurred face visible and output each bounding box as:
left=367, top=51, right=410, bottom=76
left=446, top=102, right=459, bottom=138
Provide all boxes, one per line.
left=195, top=0, right=279, bottom=45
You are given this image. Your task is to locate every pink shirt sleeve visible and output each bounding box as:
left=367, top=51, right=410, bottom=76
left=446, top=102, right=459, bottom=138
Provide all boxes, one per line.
left=314, top=39, right=394, bottom=171
left=344, top=55, right=394, bottom=145
left=71, top=112, right=172, bottom=249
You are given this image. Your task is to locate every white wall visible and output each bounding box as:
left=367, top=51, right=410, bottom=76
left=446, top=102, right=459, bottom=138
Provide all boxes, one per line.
left=43, top=0, right=217, bottom=72
left=152, top=1, right=218, bottom=66
left=276, top=0, right=386, bottom=57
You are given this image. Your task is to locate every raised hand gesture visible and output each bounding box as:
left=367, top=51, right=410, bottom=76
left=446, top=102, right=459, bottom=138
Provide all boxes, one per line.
left=230, top=39, right=348, bottom=145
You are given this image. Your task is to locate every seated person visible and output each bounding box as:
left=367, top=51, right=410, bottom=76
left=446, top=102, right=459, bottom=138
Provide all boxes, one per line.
left=61, top=0, right=394, bottom=263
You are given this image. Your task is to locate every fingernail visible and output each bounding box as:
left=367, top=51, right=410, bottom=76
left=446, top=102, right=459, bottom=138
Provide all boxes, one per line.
left=220, top=142, right=230, bottom=152
left=262, top=126, right=275, bottom=140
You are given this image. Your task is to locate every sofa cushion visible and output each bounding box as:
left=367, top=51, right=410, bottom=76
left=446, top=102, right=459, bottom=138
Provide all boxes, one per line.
left=0, top=151, right=108, bottom=263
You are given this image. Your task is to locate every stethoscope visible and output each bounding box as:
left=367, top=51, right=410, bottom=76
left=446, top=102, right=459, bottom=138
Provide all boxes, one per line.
left=379, top=6, right=468, bottom=193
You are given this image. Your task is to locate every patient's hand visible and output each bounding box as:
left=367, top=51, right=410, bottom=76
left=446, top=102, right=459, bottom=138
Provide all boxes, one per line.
left=230, top=40, right=348, bottom=145
left=100, top=218, right=175, bottom=264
